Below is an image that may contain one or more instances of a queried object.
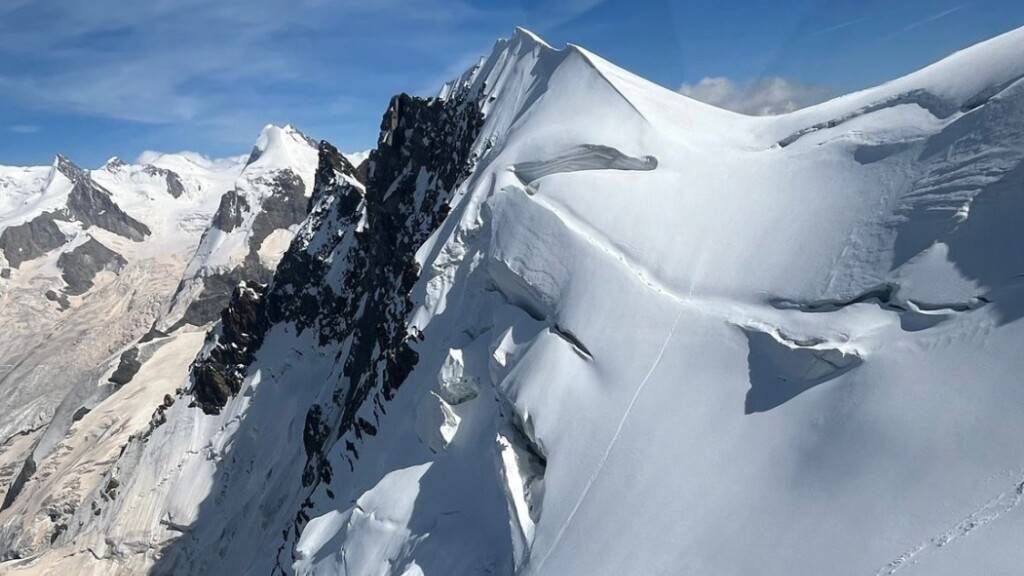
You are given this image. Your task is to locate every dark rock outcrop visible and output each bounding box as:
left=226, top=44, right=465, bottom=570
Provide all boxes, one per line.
left=0, top=157, right=152, bottom=268
left=247, top=169, right=308, bottom=256
left=44, top=289, right=70, bottom=310
left=143, top=165, right=186, bottom=198
left=354, top=158, right=369, bottom=184
left=0, top=214, right=67, bottom=268
left=173, top=168, right=314, bottom=330
left=56, top=237, right=127, bottom=295
left=185, top=85, right=484, bottom=434
left=168, top=261, right=273, bottom=332
left=210, top=190, right=250, bottom=233
left=250, top=90, right=483, bottom=499
left=190, top=282, right=270, bottom=414
left=58, top=156, right=150, bottom=241
left=166, top=82, right=486, bottom=570
left=108, top=347, right=142, bottom=386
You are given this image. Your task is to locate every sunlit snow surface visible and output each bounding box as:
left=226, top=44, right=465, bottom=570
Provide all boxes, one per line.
left=4, top=25, right=1024, bottom=575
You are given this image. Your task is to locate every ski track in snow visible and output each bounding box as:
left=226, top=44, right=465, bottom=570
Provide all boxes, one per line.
left=875, top=474, right=1024, bottom=575
left=532, top=307, right=684, bottom=574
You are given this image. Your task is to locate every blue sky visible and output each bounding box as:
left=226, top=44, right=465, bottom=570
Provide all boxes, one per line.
left=1, top=0, right=1022, bottom=166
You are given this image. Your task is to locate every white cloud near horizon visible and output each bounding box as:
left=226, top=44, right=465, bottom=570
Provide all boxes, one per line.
left=677, top=76, right=833, bottom=116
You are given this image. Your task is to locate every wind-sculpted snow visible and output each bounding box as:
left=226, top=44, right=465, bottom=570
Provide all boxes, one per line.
left=511, top=144, right=656, bottom=186
left=4, top=25, right=1024, bottom=576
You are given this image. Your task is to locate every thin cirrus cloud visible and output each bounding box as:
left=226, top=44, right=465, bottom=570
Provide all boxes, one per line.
left=902, top=4, right=967, bottom=32
left=0, top=0, right=518, bottom=146
left=810, top=16, right=870, bottom=36
left=677, top=76, right=834, bottom=116
left=9, top=124, right=39, bottom=134
left=0, top=1, right=592, bottom=123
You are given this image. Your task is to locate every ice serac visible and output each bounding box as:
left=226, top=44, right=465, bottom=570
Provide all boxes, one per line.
left=4, top=24, right=1024, bottom=576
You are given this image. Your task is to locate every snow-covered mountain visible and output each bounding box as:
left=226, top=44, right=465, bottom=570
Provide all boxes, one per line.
left=2, top=24, right=1024, bottom=576
left=0, top=126, right=323, bottom=570
left=0, top=151, right=239, bottom=511
left=157, top=124, right=321, bottom=332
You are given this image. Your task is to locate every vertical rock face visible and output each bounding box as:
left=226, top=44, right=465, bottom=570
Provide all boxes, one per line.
left=191, top=282, right=269, bottom=414
left=210, top=190, right=250, bottom=232
left=248, top=170, right=308, bottom=256
left=183, top=88, right=485, bottom=474
left=261, top=92, right=484, bottom=496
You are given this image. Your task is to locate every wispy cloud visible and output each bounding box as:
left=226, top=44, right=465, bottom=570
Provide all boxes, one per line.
left=902, top=4, right=968, bottom=32
left=9, top=124, right=39, bottom=134
left=526, top=0, right=607, bottom=30
left=810, top=16, right=869, bottom=36
left=678, top=76, right=833, bottom=116
left=0, top=0, right=506, bottom=144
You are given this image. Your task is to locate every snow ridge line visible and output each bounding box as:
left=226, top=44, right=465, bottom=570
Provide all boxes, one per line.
left=564, top=45, right=649, bottom=124
left=530, top=306, right=683, bottom=574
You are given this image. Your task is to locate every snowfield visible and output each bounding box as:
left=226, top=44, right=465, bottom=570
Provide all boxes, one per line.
left=2, top=24, right=1024, bottom=576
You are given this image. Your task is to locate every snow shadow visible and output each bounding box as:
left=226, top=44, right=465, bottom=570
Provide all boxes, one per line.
left=895, top=161, right=1024, bottom=326
left=743, top=330, right=861, bottom=414
left=893, top=85, right=1024, bottom=325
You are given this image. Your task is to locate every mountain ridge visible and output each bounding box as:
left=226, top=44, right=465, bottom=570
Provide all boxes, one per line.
left=0, top=25, right=1023, bottom=575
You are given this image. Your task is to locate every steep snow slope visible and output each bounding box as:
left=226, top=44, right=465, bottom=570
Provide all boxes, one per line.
left=4, top=25, right=1024, bottom=576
